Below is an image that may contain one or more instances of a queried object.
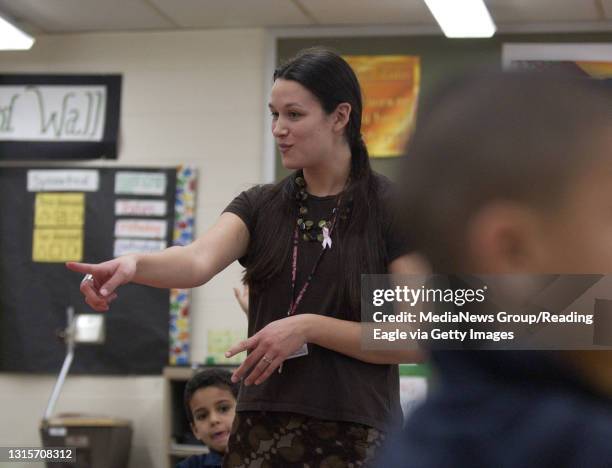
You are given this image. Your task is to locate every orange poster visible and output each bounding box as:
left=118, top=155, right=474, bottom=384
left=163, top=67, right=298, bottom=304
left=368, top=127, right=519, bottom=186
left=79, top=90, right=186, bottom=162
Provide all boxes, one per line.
left=344, top=55, right=420, bottom=158
left=575, top=61, right=612, bottom=78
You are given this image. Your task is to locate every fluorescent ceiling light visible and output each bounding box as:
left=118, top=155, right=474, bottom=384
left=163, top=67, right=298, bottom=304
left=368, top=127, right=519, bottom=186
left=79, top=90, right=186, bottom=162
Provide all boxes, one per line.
left=0, top=14, right=34, bottom=50
left=424, top=0, right=496, bottom=38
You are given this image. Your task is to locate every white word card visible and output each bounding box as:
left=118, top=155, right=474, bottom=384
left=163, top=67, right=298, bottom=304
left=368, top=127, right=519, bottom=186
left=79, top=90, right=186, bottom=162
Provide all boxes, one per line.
left=113, top=238, right=167, bottom=257
left=115, top=199, right=167, bottom=217
left=115, top=171, right=166, bottom=196
left=27, top=169, right=99, bottom=192
left=115, top=219, right=167, bottom=239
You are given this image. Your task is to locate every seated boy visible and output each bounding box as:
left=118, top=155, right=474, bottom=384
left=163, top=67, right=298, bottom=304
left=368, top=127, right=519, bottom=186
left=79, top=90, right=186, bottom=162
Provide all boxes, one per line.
left=178, top=368, right=238, bottom=468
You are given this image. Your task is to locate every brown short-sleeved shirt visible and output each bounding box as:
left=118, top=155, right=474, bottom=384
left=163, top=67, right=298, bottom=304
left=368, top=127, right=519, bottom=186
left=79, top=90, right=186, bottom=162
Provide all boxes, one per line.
left=224, top=173, right=407, bottom=431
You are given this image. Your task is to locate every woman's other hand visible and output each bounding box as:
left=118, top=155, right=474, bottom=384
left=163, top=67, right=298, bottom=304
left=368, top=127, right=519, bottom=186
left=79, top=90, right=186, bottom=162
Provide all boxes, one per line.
left=225, top=314, right=311, bottom=386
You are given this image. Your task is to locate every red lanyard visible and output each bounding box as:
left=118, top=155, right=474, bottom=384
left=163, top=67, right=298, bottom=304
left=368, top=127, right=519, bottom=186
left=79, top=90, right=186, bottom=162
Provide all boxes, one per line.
left=286, top=206, right=340, bottom=316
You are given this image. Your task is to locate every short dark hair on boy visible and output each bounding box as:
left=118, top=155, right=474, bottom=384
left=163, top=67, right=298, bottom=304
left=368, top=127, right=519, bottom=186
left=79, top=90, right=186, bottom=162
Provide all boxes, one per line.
left=183, top=368, right=239, bottom=424
left=400, top=69, right=612, bottom=271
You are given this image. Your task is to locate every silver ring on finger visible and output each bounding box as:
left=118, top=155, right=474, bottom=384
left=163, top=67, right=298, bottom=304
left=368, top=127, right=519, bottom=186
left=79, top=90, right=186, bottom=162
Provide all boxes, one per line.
left=262, top=355, right=273, bottom=365
left=81, top=273, right=94, bottom=285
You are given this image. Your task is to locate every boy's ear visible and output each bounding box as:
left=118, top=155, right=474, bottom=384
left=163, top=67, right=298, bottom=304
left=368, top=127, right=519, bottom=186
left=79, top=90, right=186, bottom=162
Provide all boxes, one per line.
left=332, top=103, right=351, bottom=133
left=465, top=201, right=546, bottom=273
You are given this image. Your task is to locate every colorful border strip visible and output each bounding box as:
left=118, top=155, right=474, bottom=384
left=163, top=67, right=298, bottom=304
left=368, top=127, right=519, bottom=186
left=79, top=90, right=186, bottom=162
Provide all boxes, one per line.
left=169, top=165, right=197, bottom=365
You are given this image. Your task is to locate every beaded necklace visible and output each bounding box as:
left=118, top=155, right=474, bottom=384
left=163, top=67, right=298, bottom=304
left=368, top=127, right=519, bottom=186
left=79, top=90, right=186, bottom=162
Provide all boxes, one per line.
left=295, top=173, right=348, bottom=243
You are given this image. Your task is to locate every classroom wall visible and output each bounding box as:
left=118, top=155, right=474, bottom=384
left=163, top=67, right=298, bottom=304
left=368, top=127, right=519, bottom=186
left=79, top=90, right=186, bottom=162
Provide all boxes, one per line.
left=0, top=28, right=266, bottom=468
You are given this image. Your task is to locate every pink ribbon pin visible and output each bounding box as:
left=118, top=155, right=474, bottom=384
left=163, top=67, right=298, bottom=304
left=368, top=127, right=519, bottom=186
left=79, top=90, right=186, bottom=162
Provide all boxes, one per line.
left=322, top=226, right=332, bottom=249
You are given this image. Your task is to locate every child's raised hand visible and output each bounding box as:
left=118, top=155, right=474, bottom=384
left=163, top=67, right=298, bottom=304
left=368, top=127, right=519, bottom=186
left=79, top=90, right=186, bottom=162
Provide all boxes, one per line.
left=233, top=285, right=249, bottom=315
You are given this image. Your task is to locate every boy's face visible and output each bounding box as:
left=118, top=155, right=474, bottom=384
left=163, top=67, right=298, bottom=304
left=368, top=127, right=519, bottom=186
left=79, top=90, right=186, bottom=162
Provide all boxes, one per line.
left=189, top=385, right=236, bottom=453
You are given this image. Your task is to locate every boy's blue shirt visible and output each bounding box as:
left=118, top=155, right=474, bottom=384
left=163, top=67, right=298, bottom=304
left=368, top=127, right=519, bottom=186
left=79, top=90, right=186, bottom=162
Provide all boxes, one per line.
left=377, top=351, right=612, bottom=468
left=176, top=450, right=224, bottom=468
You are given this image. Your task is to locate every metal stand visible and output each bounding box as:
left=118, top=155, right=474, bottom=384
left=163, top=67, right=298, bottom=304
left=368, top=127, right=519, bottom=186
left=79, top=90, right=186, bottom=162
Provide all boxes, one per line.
left=43, top=306, right=75, bottom=422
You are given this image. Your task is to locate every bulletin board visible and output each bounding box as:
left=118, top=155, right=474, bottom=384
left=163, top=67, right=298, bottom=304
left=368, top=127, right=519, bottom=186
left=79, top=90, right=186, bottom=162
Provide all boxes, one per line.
left=0, top=165, right=196, bottom=375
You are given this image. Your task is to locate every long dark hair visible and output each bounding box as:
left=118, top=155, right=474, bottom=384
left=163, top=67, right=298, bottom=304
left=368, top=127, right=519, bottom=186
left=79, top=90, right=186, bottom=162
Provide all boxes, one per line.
left=243, top=47, right=388, bottom=320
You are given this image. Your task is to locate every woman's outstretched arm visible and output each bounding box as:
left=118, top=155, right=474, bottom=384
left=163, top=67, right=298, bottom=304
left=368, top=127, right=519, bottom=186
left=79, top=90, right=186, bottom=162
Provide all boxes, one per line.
left=66, top=212, right=249, bottom=311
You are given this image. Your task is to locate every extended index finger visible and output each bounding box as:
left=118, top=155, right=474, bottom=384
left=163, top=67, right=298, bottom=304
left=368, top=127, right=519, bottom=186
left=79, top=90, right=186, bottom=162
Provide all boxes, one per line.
left=225, top=337, right=253, bottom=359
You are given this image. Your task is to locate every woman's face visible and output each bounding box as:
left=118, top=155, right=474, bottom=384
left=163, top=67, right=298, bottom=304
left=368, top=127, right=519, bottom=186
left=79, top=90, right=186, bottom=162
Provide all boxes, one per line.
left=268, top=78, right=336, bottom=170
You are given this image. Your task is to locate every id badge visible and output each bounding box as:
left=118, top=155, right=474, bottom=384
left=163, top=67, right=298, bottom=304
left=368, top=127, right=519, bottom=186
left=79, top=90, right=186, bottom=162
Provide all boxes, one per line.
left=278, top=343, right=308, bottom=373
left=286, top=343, right=308, bottom=360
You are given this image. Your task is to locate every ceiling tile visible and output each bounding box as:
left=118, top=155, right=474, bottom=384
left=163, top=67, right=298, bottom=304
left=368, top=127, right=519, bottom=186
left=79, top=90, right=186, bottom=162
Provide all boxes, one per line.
left=0, top=0, right=175, bottom=33
left=148, top=0, right=313, bottom=28
left=301, top=0, right=435, bottom=26
left=487, top=0, right=602, bottom=23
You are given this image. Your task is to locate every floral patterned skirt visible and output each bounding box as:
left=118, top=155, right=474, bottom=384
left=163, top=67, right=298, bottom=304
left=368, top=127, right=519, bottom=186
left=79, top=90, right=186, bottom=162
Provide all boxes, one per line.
left=223, top=411, right=386, bottom=468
